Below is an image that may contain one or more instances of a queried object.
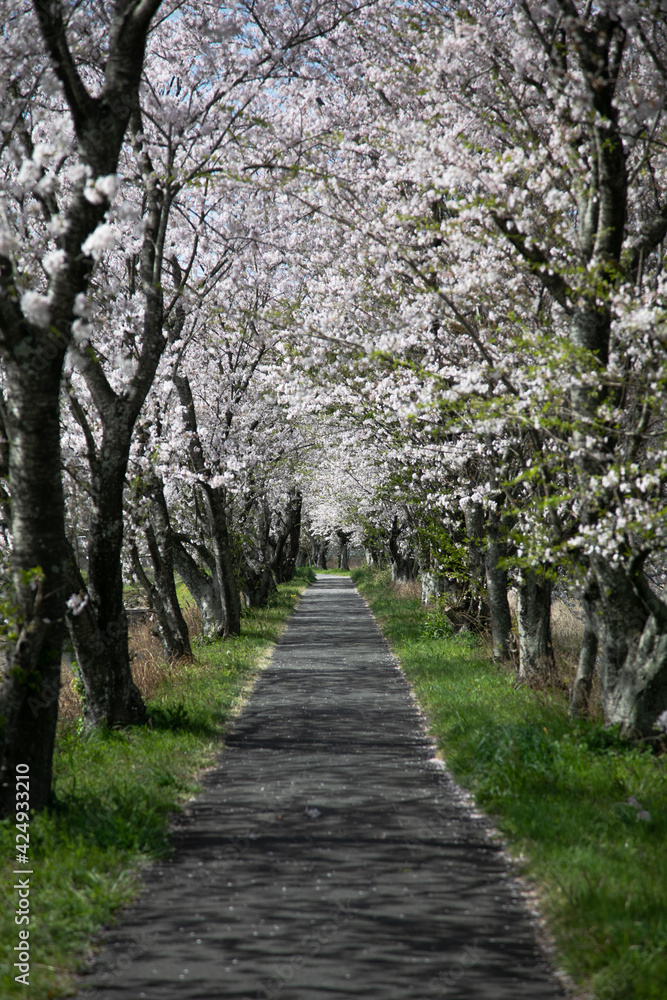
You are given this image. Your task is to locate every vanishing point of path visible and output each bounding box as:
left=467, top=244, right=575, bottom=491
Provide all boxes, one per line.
left=84, top=576, right=564, bottom=1000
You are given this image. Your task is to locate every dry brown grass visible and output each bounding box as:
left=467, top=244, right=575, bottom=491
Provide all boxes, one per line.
left=58, top=603, right=203, bottom=723
left=550, top=599, right=585, bottom=677
left=550, top=599, right=606, bottom=716
left=392, top=579, right=422, bottom=601
left=58, top=663, right=82, bottom=723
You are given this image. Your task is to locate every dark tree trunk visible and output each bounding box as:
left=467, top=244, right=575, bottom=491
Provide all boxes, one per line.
left=65, top=403, right=153, bottom=728
left=570, top=619, right=598, bottom=718
left=560, top=22, right=667, bottom=731
left=388, top=516, right=416, bottom=584
left=456, top=499, right=490, bottom=628
left=567, top=282, right=667, bottom=732
left=0, top=367, right=65, bottom=816
left=243, top=565, right=276, bottom=607
left=144, top=482, right=192, bottom=658
left=130, top=530, right=191, bottom=661
left=66, top=151, right=172, bottom=725
left=569, top=305, right=667, bottom=733
left=239, top=501, right=276, bottom=608
left=295, top=548, right=309, bottom=568
left=517, top=570, right=554, bottom=680
left=313, top=540, right=328, bottom=569
left=89, top=440, right=145, bottom=724
left=172, top=537, right=225, bottom=638
left=284, top=492, right=302, bottom=580
left=337, top=530, right=351, bottom=571
left=584, top=559, right=667, bottom=736
left=0, top=0, right=163, bottom=810
left=485, top=511, right=512, bottom=662
left=202, top=483, right=241, bottom=635
left=273, top=493, right=302, bottom=584
left=173, top=373, right=241, bottom=636
left=65, top=541, right=144, bottom=727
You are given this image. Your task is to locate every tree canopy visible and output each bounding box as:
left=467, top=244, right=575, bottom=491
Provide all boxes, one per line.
left=2, top=0, right=667, bottom=812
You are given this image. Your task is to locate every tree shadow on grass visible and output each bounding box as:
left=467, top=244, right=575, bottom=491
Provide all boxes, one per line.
left=50, top=784, right=175, bottom=856
left=147, top=701, right=221, bottom=739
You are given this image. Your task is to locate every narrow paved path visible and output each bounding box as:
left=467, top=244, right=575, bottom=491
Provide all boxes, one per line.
left=85, top=576, right=563, bottom=1000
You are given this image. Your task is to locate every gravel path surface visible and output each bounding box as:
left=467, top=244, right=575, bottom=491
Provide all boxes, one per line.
left=83, top=575, right=563, bottom=1000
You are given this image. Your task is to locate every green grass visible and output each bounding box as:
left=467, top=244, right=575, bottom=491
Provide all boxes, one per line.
left=353, top=567, right=667, bottom=1000
left=310, top=566, right=354, bottom=575
left=0, top=568, right=314, bottom=999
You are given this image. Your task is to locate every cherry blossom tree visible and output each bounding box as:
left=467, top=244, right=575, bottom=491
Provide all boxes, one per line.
left=141, top=292, right=311, bottom=630
left=0, top=0, right=164, bottom=814
left=1, top=0, right=380, bottom=805
left=412, top=0, right=667, bottom=734
left=59, top=0, right=381, bottom=723
left=271, top=0, right=667, bottom=734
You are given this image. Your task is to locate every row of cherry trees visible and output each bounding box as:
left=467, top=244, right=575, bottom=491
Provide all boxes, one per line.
left=279, top=0, right=667, bottom=739
left=2, top=0, right=667, bottom=816
left=0, top=0, right=376, bottom=815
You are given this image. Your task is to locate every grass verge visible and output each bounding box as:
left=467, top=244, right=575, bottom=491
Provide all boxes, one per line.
left=312, top=567, right=356, bottom=575
left=353, top=566, right=667, bottom=1000
left=0, top=568, right=314, bottom=1000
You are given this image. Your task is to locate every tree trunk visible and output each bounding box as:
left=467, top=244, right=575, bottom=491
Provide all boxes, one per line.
left=66, top=536, right=145, bottom=728
left=202, top=484, right=241, bottom=635
left=242, top=565, right=276, bottom=607
left=65, top=413, right=147, bottom=728
left=66, top=155, right=171, bottom=724
left=564, top=27, right=667, bottom=733
left=172, top=537, right=226, bottom=637
left=365, top=546, right=383, bottom=569
left=419, top=538, right=455, bottom=604
left=462, top=498, right=485, bottom=596
left=130, top=529, right=192, bottom=661
left=517, top=570, right=554, bottom=680
left=337, top=530, right=350, bottom=571
left=283, top=492, right=302, bottom=580
left=389, top=516, right=416, bottom=584
left=567, top=298, right=667, bottom=731
left=239, top=501, right=276, bottom=608
left=569, top=619, right=598, bottom=718
left=144, top=481, right=192, bottom=658
left=583, top=560, right=667, bottom=736
left=485, top=513, right=512, bottom=662
left=421, top=571, right=445, bottom=604
left=569, top=301, right=667, bottom=732
left=273, top=493, right=302, bottom=584
left=313, top=540, right=328, bottom=569
left=173, top=373, right=241, bottom=635
left=295, top=548, right=309, bottom=568
left=0, top=0, right=163, bottom=809
left=457, top=499, right=490, bottom=628
left=0, top=368, right=65, bottom=816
